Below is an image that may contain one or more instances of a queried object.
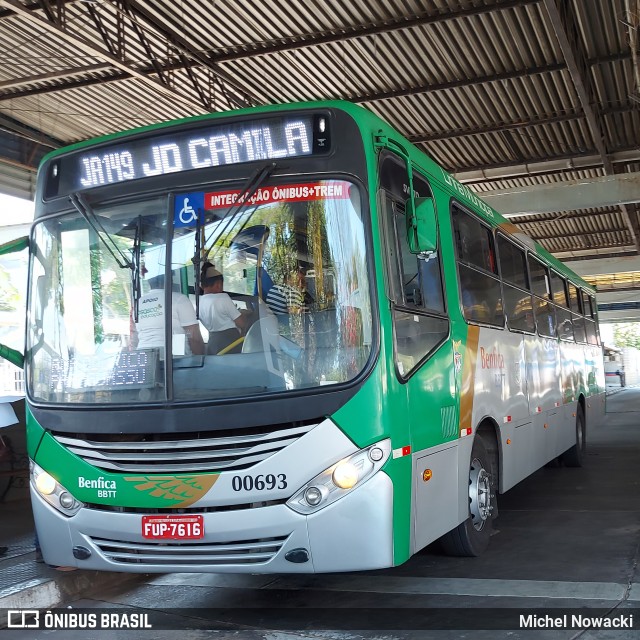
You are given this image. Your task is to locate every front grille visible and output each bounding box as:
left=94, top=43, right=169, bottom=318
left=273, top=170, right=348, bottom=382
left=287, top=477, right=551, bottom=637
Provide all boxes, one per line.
left=91, top=535, right=289, bottom=566
left=53, top=422, right=317, bottom=473
left=84, top=499, right=287, bottom=514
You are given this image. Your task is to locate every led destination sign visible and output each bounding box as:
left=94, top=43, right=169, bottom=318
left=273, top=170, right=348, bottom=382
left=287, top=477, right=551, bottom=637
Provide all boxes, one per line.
left=47, top=114, right=329, bottom=197
left=50, top=349, right=158, bottom=393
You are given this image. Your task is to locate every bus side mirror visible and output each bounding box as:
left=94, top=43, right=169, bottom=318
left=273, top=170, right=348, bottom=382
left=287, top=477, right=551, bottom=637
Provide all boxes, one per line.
left=406, top=197, right=437, bottom=254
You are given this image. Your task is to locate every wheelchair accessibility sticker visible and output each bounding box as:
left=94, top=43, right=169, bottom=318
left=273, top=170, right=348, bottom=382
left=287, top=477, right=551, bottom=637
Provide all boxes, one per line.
left=174, top=192, right=204, bottom=227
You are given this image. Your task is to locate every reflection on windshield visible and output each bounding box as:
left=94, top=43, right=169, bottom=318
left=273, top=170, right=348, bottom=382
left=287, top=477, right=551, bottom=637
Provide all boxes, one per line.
left=28, top=180, right=372, bottom=404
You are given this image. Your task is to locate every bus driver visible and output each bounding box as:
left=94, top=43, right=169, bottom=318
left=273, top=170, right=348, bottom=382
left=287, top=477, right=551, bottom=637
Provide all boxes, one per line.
left=199, top=266, right=250, bottom=354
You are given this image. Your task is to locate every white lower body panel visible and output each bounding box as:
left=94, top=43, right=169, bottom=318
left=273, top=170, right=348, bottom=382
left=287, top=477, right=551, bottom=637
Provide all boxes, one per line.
left=32, top=471, right=394, bottom=574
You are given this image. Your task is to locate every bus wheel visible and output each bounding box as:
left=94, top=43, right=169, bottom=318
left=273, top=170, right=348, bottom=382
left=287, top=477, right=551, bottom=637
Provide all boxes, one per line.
left=441, top=436, right=495, bottom=557
left=561, top=405, right=586, bottom=467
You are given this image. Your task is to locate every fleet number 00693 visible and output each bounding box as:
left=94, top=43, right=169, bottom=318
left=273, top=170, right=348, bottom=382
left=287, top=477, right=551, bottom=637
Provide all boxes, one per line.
left=231, top=474, right=287, bottom=491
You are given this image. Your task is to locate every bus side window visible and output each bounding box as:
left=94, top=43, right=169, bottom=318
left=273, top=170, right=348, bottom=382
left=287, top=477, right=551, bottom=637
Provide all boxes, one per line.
left=589, top=294, right=601, bottom=345
left=568, top=282, right=587, bottom=343
left=550, top=271, right=574, bottom=341
left=496, top=234, right=534, bottom=333
left=583, top=291, right=598, bottom=345
left=528, top=256, right=556, bottom=338
left=453, top=205, right=504, bottom=327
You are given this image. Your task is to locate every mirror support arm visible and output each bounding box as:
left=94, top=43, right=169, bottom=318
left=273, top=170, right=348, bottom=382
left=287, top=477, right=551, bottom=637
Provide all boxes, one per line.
left=0, top=344, right=24, bottom=369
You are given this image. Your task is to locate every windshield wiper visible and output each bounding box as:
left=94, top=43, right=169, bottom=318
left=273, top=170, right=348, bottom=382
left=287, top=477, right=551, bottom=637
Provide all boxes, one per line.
left=131, top=216, right=142, bottom=322
left=192, top=161, right=278, bottom=316
left=201, top=161, right=278, bottom=262
left=70, top=193, right=142, bottom=322
left=193, top=210, right=203, bottom=318
left=69, top=193, right=133, bottom=270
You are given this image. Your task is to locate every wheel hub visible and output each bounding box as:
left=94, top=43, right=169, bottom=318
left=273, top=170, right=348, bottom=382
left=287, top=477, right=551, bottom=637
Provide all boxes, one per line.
left=469, top=457, right=492, bottom=531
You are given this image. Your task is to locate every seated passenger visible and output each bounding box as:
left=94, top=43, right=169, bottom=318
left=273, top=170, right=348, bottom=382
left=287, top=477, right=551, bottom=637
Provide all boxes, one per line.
left=199, top=267, right=249, bottom=354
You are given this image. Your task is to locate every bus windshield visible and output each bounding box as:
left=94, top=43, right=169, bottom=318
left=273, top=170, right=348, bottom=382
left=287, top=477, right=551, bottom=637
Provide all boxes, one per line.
left=27, top=178, right=372, bottom=404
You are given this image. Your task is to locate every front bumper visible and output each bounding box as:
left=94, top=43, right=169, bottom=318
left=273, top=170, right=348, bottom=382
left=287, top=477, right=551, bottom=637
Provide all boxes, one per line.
left=32, top=470, right=393, bottom=573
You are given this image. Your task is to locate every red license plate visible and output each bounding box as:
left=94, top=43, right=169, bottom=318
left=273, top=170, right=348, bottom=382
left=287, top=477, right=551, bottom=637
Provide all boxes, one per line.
left=141, top=514, right=204, bottom=540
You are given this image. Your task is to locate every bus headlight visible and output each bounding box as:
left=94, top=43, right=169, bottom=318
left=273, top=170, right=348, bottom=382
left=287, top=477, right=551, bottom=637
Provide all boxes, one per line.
left=332, top=461, right=359, bottom=489
left=287, top=439, right=391, bottom=515
left=35, top=470, right=56, bottom=495
left=31, top=461, right=83, bottom=516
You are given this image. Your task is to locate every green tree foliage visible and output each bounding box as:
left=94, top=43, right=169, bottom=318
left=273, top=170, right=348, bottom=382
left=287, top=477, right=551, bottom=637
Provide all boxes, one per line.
left=0, top=266, right=19, bottom=311
left=613, top=323, right=640, bottom=350
left=253, top=204, right=298, bottom=283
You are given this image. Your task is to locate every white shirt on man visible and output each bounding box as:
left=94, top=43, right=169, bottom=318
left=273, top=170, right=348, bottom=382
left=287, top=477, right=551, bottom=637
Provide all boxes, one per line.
left=199, top=292, right=242, bottom=333
left=135, top=288, right=198, bottom=353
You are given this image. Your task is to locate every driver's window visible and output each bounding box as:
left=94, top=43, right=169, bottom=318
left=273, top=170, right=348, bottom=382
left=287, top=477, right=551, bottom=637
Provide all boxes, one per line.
left=379, top=154, right=448, bottom=379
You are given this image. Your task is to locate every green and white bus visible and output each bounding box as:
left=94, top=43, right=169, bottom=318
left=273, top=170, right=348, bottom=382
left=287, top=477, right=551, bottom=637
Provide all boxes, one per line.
left=0, top=101, right=605, bottom=572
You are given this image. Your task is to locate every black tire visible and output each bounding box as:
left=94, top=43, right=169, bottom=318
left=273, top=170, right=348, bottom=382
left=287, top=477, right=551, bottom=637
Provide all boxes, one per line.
left=561, top=404, right=586, bottom=467
left=441, top=436, right=496, bottom=557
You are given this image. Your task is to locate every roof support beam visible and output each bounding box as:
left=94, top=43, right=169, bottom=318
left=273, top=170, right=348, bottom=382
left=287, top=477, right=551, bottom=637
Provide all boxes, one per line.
left=0, top=0, right=257, bottom=109
left=411, top=109, right=583, bottom=144
left=564, top=255, right=640, bottom=277
left=543, top=0, right=639, bottom=252
left=454, top=149, right=640, bottom=183
left=209, top=0, right=541, bottom=62
left=0, top=64, right=112, bottom=91
left=123, top=0, right=255, bottom=108
left=543, top=0, right=610, bottom=171
left=86, top=1, right=123, bottom=60
left=481, top=173, right=640, bottom=216
left=0, top=0, right=203, bottom=108
left=0, top=113, right=62, bottom=149
left=351, top=62, right=567, bottom=104
left=411, top=104, right=633, bottom=144
left=529, top=228, right=630, bottom=241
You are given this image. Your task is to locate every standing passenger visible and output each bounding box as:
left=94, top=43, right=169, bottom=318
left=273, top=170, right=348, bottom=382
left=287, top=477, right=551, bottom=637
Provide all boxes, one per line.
left=265, top=269, right=305, bottom=325
left=131, top=274, right=204, bottom=355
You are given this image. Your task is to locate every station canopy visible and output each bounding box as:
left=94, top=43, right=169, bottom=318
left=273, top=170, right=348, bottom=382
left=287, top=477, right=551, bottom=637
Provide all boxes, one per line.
left=0, top=0, right=639, bottom=310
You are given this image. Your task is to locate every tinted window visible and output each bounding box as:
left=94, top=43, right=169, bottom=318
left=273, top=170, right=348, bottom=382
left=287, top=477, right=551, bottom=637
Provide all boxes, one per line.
left=394, top=311, right=449, bottom=378
left=383, top=196, right=445, bottom=315
left=585, top=319, right=598, bottom=345
left=453, top=207, right=503, bottom=327
left=550, top=271, right=568, bottom=307
left=568, top=282, right=583, bottom=314
left=458, top=264, right=505, bottom=326
left=528, top=257, right=550, bottom=299
left=503, top=283, right=535, bottom=332
left=497, top=235, right=529, bottom=289
left=453, top=208, right=497, bottom=274
left=556, top=306, right=574, bottom=341
left=534, top=298, right=556, bottom=337
left=573, top=315, right=587, bottom=343
left=579, top=289, right=590, bottom=317
left=585, top=294, right=599, bottom=345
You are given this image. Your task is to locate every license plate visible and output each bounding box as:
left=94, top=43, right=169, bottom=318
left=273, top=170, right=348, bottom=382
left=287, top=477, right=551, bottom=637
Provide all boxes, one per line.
left=141, top=514, right=204, bottom=540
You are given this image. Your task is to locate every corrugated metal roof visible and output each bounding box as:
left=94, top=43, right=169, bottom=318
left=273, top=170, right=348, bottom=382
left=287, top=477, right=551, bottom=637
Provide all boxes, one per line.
left=0, top=0, right=638, bottom=264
